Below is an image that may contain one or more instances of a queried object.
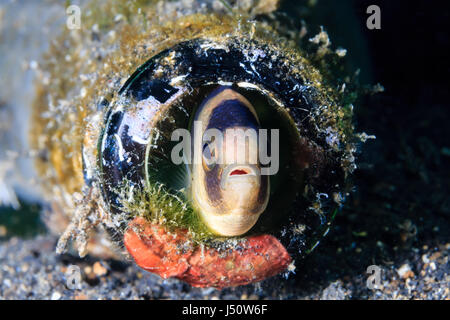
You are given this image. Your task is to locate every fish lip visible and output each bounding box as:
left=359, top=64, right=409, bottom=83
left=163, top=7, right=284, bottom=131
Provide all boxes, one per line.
left=224, top=164, right=258, bottom=176
left=220, top=164, right=259, bottom=189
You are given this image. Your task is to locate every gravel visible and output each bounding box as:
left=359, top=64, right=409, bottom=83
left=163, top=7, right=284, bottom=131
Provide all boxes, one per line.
left=0, top=232, right=447, bottom=300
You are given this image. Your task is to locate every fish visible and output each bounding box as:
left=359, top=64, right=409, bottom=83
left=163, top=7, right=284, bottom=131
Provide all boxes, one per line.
left=190, top=86, right=270, bottom=236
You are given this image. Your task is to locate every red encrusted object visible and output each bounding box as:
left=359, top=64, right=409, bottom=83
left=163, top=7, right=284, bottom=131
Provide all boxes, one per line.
left=124, top=217, right=292, bottom=288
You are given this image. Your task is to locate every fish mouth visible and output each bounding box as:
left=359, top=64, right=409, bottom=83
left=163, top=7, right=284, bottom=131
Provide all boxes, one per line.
left=221, top=164, right=259, bottom=189
left=223, top=164, right=258, bottom=177
left=230, top=169, right=248, bottom=176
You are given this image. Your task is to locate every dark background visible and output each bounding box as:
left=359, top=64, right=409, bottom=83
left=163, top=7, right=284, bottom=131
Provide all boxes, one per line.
left=260, top=0, right=450, bottom=298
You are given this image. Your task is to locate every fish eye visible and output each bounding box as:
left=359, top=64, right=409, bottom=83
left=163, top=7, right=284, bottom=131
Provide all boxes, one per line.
left=202, top=143, right=217, bottom=171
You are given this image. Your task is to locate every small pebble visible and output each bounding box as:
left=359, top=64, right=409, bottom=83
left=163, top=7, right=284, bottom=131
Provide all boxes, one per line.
left=93, top=261, right=108, bottom=277
left=397, top=264, right=414, bottom=279
left=0, top=225, right=7, bottom=237
left=51, top=292, right=61, bottom=300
